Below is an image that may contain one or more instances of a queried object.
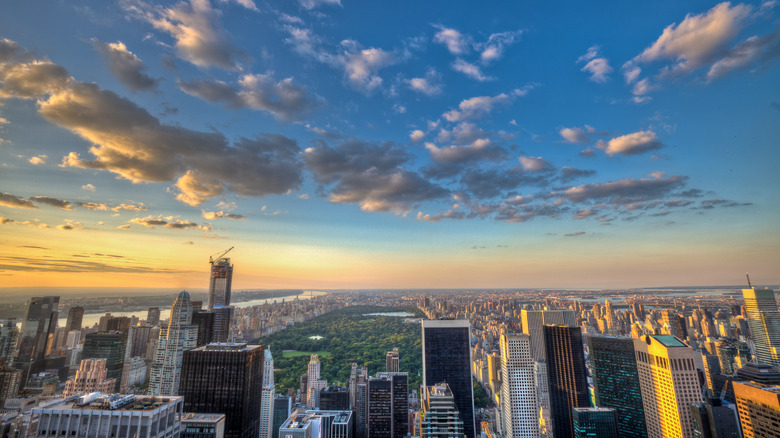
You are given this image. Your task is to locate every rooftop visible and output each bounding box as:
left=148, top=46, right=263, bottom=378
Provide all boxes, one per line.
left=37, top=394, right=182, bottom=412
left=182, top=413, right=226, bottom=424
left=651, top=335, right=687, bottom=348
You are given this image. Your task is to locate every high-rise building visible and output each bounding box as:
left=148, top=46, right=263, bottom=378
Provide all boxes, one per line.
left=422, top=319, right=476, bottom=438
left=208, top=258, right=233, bottom=311
left=179, top=343, right=264, bottom=438
left=420, top=383, right=465, bottom=438
left=130, top=322, right=156, bottom=357
left=63, top=358, right=117, bottom=396
left=499, top=333, right=538, bottom=438
left=15, top=296, right=59, bottom=381
left=147, top=307, right=161, bottom=326
left=350, top=364, right=369, bottom=438
left=321, top=386, right=350, bottom=411
left=212, top=305, right=234, bottom=343
left=733, top=381, right=780, bottom=438
left=307, top=354, right=327, bottom=409
left=742, top=288, right=780, bottom=368
left=260, top=349, right=275, bottom=438
left=65, top=306, right=84, bottom=332
left=544, top=325, right=588, bottom=438
left=181, top=413, right=226, bottom=438
left=689, top=397, right=740, bottom=438
left=149, top=291, right=197, bottom=396
left=192, top=310, right=215, bottom=347
left=82, top=331, right=126, bottom=391
left=572, top=408, right=619, bottom=438
left=587, top=335, right=647, bottom=438
left=377, top=372, right=409, bottom=438
left=0, top=320, right=19, bottom=366
left=272, top=396, right=292, bottom=438
left=521, top=309, right=576, bottom=361
left=0, top=365, right=22, bottom=407
left=367, top=377, right=392, bottom=438
left=634, top=335, right=701, bottom=438
left=386, top=348, right=399, bottom=373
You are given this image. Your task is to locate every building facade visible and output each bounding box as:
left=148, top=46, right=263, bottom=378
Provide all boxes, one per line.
left=63, top=358, right=117, bottom=396
left=733, top=381, right=780, bottom=438
left=259, top=349, right=275, bottom=438
left=149, top=291, right=197, bottom=396
left=520, top=310, right=576, bottom=361
left=572, top=408, right=618, bottom=438
left=421, top=383, right=464, bottom=438
left=543, top=325, right=589, bottom=438
left=82, top=332, right=126, bottom=392
left=499, top=333, right=538, bottom=438
left=208, top=258, right=233, bottom=310
left=742, top=288, right=780, bottom=368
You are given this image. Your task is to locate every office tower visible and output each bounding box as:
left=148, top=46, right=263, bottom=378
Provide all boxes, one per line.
left=351, top=365, right=369, bottom=438
left=120, top=356, right=147, bottom=391
left=375, top=372, right=409, bottom=438
left=533, top=360, right=551, bottom=438
left=420, top=383, right=465, bottom=438
left=587, top=335, right=647, bottom=438
left=0, top=320, right=19, bottom=366
left=62, top=358, right=117, bottom=396
left=272, top=396, right=292, bottom=438
left=65, top=306, right=84, bottom=332
left=98, top=313, right=131, bottom=333
left=367, top=377, right=392, bottom=438
left=0, top=365, right=22, bottom=407
left=632, top=303, right=645, bottom=320
left=130, top=323, right=156, bottom=357
left=733, top=381, right=780, bottom=438
left=543, top=325, right=588, bottom=438
left=212, top=305, right=234, bottom=343
left=149, top=291, right=197, bottom=396
left=486, top=353, right=500, bottom=394
left=572, top=408, right=619, bottom=438
left=300, top=373, right=309, bottom=405
left=634, top=335, right=701, bottom=438
left=16, top=296, right=59, bottom=379
left=521, top=309, right=576, bottom=361
left=499, top=333, right=538, bottom=438
left=260, top=349, right=275, bottom=438
left=82, top=331, right=126, bottom=391
left=422, top=319, right=476, bottom=438
left=28, top=394, right=184, bottom=438
left=208, top=257, right=233, bottom=310
left=714, top=338, right=742, bottom=375
left=148, top=307, right=161, bottom=325
left=307, top=354, right=327, bottom=409
left=386, top=348, right=399, bottom=373
left=181, top=413, right=226, bottom=438
left=192, top=310, right=215, bottom=346
left=321, top=386, right=350, bottom=410
left=742, top=288, right=780, bottom=368
left=736, top=362, right=780, bottom=384
left=689, top=397, right=740, bottom=438
left=179, top=343, right=264, bottom=438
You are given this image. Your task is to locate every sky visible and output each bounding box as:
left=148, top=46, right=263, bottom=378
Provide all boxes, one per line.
left=0, top=0, right=778, bottom=291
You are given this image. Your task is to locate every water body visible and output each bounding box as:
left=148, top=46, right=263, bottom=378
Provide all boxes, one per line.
left=364, top=312, right=415, bottom=317
left=67, top=290, right=327, bottom=328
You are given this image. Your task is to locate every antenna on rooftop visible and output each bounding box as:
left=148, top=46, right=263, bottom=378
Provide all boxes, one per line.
left=746, top=273, right=753, bottom=289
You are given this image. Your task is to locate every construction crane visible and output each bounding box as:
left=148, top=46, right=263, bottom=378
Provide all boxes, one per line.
left=209, top=246, right=234, bottom=264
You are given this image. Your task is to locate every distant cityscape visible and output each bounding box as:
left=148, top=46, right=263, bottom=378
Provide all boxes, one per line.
left=1, top=253, right=779, bottom=438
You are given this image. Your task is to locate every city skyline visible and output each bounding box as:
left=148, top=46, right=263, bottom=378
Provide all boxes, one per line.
left=1, top=1, right=779, bottom=291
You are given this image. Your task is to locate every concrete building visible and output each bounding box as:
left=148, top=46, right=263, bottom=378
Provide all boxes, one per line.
left=27, top=394, right=184, bottom=438
left=15, top=297, right=59, bottom=383
left=572, top=407, right=618, bottom=438
left=385, top=348, right=399, bottom=373
left=320, top=386, right=350, bottom=411
left=420, top=383, right=464, bottom=438
left=149, top=291, right=197, bottom=396
left=499, top=333, right=538, bottom=438
left=182, top=413, right=226, bottom=438
left=520, top=309, right=576, bottom=361
left=82, top=332, right=126, bottom=391
left=208, top=258, right=233, bottom=310
left=63, top=358, right=117, bottom=397
left=742, top=288, right=780, bottom=368
left=0, top=320, right=20, bottom=366
left=307, top=354, right=327, bottom=410
left=634, top=335, right=701, bottom=438
left=272, top=396, right=291, bottom=438
left=689, top=397, right=740, bottom=438
left=733, top=381, right=780, bottom=438
left=260, top=349, right=275, bottom=438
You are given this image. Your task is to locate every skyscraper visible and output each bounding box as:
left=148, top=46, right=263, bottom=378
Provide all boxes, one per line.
left=149, top=291, right=197, bottom=395
left=386, top=348, right=399, bottom=373
left=543, top=325, right=588, bottom=438
left=307, top=354, right=326, bottom=409
left=179, top=343, right=264, bottom=438
left=375, top=372, right=409, bottom=438
left=65, top=306, right=84, bottom=332
left=634, top=335, right=701, bottom=438
left=572, top=408, right=619, bottom=438
left=422, top=319, right=475, bottom=438
left=587, top=335, right=647, bottom=438
left=147, top=307, right=161, bottom=326
left=82, top=331, right=126, bottom=391
left=689, top=397, right=740, bottom=438
left=0, top=320, right=19, bottom=366
left=16, top=296, right=59, bottom=374
left=272, top=395, right=292, bottom=438
left=259, top=349, right=275, bottom=438
left=499, top=333, right=538, bottom=438
left=367, top=376, right=392, bottom=438
left=420, top=383, right=465, bottom=438
left=521, top=309, right=576, bottom=361
left=321, top=386, right=350, bottom=411
left=733, top=381, right=780, bottom=438
left=208, top=258, right=233, bottom=310
left=62, top=358, right=116, bottom=396
left=212, top=305, right=234, bottom=343
left=742, top=288, right=780, bottom=368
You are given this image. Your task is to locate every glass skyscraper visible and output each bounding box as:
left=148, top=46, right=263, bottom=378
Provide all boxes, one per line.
left=742, top=288, right=780, bottom=368
left=544, top=325, right=589, bottom=438
left=208, top=258, right=233, bottom=310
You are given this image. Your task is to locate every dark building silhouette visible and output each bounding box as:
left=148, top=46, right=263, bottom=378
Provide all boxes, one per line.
left=192, top=311, right=215, bottom=347
left=422, top=320, right=475, bottom=438
left=572, top=407, right=619, bottom=438
left=65, top=306, right=83, bottom=332
left=367, top=377, right=392, bottom=438
left=82, top=331, right=126, bottom=391
left=179, top=343, right=264, bottom=438
left=373, top=373, right=409, bottom=438
left=587, top=335, right=647, bottom=437
left=147, top=307, right=161, bottom=325
left=272, top=396, right=291, bottom=438
left=689, top=397, right=740, bottom=438
left=321, top=386, right=350, bottom=411
left=15, top=296, right=59, bottom=382
left=544, top=325, right=589, bottom=438
left=212, top=306, right=234, bottom=343
left=736, top=362, right=780, bottom=384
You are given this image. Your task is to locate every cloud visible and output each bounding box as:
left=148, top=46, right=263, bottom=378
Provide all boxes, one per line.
left=425, top=139, right=507, bottom=165
left=0, top=59, right=71, bottom=99
left=298, top=0, right=341, bottom=10
left=409, top=130, right=425, bottom=143
left=406, top=69, right=442, bottom=96
left=416, top=203, right=465, bottom=222
left=707, top=31, right=780, bottom=81
left=560, top=166, right=596, bottom=181
left=458, top=167, right=548, bottom=198
left=519, top=156, right=552, bottom=173
left=559, top=125, right=598, bottom=144
left=91, top=40, right=159, bottom=91
left=577, top=46, right=612, bottom=82
left=442, top=87, right=533, bottom=122
left=0, top=255, right=191, bottom=274
left=433, top=25, right=470, bottom=55
left=452, top=58, right=493, bottom=81
left=564, top=231, right=586, bottom=237
left=30, top=196, right=73, bottom=210
left=477, top=31, right=522, bottom=64
left=0, top=216, right=12, bottom=224
left=304, top=139, right=448, bottom=213
left=573, top=209, right=598, bottom=220
left=78, top=202, right=147, bottom=212
left=128, top=215, right=209, bottom=230
left=596, top=130, right=663, bottom=156
left=178, top=72, right=318, bottom=121
left=563, top=176, right=687, bottom=206
left=81, top=184, right=96, bottom=192
left=29, top=154, right=48, bottom=165
left=136, top=0, right=247, bottom=70
left=201, top=210, right=246, bottom=220
left=218, top=0, right=258, bottom=11
left=0, top=192, right=37, bottom=209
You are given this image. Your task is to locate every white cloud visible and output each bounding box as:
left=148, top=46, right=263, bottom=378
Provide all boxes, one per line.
left=81, top=184, right=96, bottom=192
left=442, top=87, right=533, bottom=122
left=559, top=126, right=597, bottom=144
left=707, top=32, right=780, bottom=81
left=452, top=58, right=493, bottom=81
left=29, top=154, right=48, bottom=165
left=519, top=156, right=551, bottom=172
left=433, top=25, right=470, bottom=55
left=91, top=40, right=158, bottom=91
left=577, top=46, right=612, bottom=82
left=298, top=0, right=341, bottom=10
left=478, top=30, right=522, bottom=64
left=409, top=130, right=425, bottom=143
left=406, top=69, right=442, bottom=96
left=596, top=130, right=663, bottom=156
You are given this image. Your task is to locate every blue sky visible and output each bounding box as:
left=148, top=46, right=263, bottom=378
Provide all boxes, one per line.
left=0, top=0, right=778, bottom=290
